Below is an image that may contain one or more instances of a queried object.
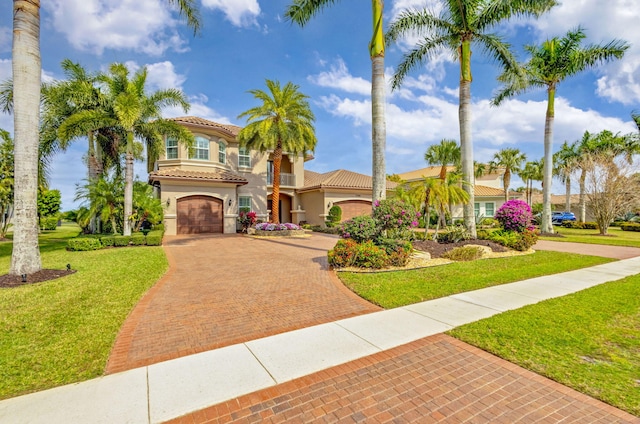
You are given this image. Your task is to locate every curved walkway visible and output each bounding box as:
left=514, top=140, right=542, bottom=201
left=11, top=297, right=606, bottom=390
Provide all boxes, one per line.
left=106, top=233, right=379, bottom=373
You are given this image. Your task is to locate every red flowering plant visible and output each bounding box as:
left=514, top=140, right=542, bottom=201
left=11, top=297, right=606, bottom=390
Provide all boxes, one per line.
left=238, top=211, right=257, bottom=232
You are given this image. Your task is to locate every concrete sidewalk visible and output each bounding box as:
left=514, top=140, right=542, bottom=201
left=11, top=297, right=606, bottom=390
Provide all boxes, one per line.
left=2, top=257, right=639, bottom=423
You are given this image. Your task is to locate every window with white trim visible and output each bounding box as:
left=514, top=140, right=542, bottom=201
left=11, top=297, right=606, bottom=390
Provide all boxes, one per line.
left=218, top=142, right=226, bottom=164
left=166, top=138, right=178, bottom=159
left=238, top=147, right=251, bottom=168
left=239, top=196, right=252, bottom=213
left=474, top=202, right=480, bottom=217
left=485, top=202, right=495, bottom=217
left=190, top=136, right=209, bottom=160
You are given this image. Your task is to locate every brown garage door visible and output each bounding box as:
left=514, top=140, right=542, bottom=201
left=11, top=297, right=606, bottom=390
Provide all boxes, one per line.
left=177, top=196, right=223, bottom=234
left=334, top=200, right=372, bottom=222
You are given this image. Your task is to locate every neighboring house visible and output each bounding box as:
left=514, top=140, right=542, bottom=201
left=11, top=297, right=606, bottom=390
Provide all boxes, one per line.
left=529, top=193, right=594, bottom=221
left=148, top=116, right=395, bottom=235
left=395, top=166, right=519, bottom=220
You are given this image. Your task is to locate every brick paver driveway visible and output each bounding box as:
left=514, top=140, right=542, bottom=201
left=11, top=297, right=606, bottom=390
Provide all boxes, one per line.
left=106, top=233, right=379, bottom=373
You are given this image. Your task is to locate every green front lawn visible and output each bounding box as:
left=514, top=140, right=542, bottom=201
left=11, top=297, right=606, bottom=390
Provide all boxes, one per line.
left=449, top=276, right=640, bottom=416
left=541, top=226, right=640, bottom=248
left=0, top=224, right=168, bottom=399
left=338, top=251, right=613, bottom=309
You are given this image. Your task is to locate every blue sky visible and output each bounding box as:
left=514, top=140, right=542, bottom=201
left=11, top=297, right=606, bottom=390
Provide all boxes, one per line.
left=1, top=0, right=638, bottom=210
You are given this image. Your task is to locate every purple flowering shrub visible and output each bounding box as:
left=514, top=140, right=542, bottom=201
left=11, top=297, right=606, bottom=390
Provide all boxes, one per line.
left=494, top=200, right=533, bottom=233
left=372, top=199, right=420, bottom=240
left=256, top=222, right=301, bottom=231
left=339, top=215, right=380, bottom=243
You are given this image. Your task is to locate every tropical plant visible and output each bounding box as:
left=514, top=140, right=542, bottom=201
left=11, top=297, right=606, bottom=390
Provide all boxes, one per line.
left=59, top=63, right=194, bottom=236
left=131, top=182, right=163, bottom=232
left=75, top=174, right=124, bottom=235
left=519, top=160, right=543, bottom=206
left=489, top=148, right=526, bottom=203
left=492, top=27, right=629, bottom=234
left=553, top=141, right=579, bottom=212
left=285, top=0, right=387, bottom=203
left=386, top=0, right=557, bottom=238
left=0, top=129, right=14, bottom=239
left=237, top=80, right=317, bottom=224
left=424, top=139, right=460, bottom=180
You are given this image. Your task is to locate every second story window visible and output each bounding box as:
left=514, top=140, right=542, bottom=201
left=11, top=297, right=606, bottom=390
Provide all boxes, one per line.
left=238, top=147, right=251, bottom=168
left=191, top=136, right=209, bottom=161
left=218, top=142, right=226, bottom=164
left=166, top=138, right=178, bottom=159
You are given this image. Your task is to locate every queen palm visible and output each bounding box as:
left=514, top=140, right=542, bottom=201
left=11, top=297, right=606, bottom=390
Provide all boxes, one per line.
left=60, top=63, right=194, bottom=236
left=386, top=0, right=556, bottom=238
left=553, top=141, right=578, bottom=212
left=9, top=0, right=200, bottom=275
left=489, top=148, right=526, bottom=203
left=492, top=27, right=629, bottom=233
left=518, top=160, right=543, bottom=206
left=285, top=0, right=387, bottom=204
left=424, top=139, right=460, bottom=180
left=237, top=80, right=317, bottom=224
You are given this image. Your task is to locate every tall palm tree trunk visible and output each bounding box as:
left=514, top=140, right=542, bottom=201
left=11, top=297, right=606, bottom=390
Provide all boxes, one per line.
left=564, top=176, right=571, bottom=212
left=578, top=168, right=586, bottom=223
left=10, top=0, right=42, bottom=275
left=370, top=1, right=386, bottom=204
left=503, top=169, right=511, bottom=203
left=123, top=132, right=134, bottom=236
left=271, top=145, right=282, bottom=224
left=541, top=87, right=555, bottom=233
left=459, top=41, right=476, bottom=237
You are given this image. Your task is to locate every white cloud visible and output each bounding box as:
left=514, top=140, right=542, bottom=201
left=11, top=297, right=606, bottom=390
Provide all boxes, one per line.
left=43, top=0, right=188, bottom=56
left=145, top=61, right=187, bottom=91
left=0, top=26, right=10, bottom=53
left=528, top=0, right=640, bottom=105
left=308, top=58, right=371, bottom=96
left=201, top=0, right=260, bottom=27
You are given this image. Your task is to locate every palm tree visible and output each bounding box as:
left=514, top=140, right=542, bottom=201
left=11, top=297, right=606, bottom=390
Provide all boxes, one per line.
left=9, top=0, right=200, bottom=275
left=424, top=139, right=460, bottom=180
left=237, top=80, right=317, bottom=224
left=75, top=174, right=124, bottom=235
left=59, top=63, right=194, bottom=236
left=518, top=160, right=543, bottom=206
left=489, top=148, right=526, bottom=203
left=386, top=0, right=556, bottom=238
left=492, top=27, right=628, bottom=233
left=285, top=0, right=386, bottom=204
left=553, top=141, right=578, bottom=212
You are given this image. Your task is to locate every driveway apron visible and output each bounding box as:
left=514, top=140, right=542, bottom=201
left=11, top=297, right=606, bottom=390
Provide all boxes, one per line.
left=106, top=233, right=380, bottom=374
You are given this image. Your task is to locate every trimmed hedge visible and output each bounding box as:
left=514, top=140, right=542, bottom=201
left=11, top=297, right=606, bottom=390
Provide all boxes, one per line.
left=99, top=236, right=115, bottom=247
left=130, top=235, right=146, bottom=246
left=620, top=222, right=640, bottom=232
left=67, top=238, right=102, bottom=251
left=146, top=234, right=163, bottom=246
left=562, top=221, right=597, bottom=229
left=114, top=236, right=131, bottom=247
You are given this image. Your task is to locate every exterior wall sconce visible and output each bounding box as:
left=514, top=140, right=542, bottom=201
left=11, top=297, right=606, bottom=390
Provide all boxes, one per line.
left=327, top=202, right=332, bottom=209
left=228, top=198, right=233, bottom=207
left=166, top=197, right=171, bottom=206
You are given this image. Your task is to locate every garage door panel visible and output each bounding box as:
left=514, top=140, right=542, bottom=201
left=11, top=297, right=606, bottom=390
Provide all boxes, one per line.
left=177, top=196, right=223, bottom=234
left=334, top=200, right=372, bottom=222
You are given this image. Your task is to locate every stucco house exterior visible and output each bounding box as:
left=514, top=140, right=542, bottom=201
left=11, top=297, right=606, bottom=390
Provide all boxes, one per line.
left=149, top=116, right=395, bottom=235
left=395, top=166, right=518, bottom=220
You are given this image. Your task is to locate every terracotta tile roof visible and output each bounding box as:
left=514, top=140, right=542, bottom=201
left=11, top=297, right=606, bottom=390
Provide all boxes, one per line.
left=395, top=166, right=452, bottom=181
left=301, top=169, right=397, bottom=192
left=475, top=185, right=505, bottom=197
left=531, top=193, right=580, bottom=205
left=169, top=116, right=242, bottom=137
left=149, top=167, right=248, bottom=185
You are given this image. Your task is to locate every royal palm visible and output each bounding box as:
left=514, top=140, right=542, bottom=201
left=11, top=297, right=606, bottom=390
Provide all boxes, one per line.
left=237, top=80, right=317, bottom=224
left=386, top=0, right=557, bottom=238
left=492, top=27, right=628, bottom=233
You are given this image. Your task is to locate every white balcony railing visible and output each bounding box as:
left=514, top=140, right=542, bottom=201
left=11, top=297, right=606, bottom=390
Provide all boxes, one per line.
left=267, top=172, right=296, bottom=187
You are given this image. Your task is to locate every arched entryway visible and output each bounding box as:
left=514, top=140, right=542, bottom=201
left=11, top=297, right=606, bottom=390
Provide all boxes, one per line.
left=176, top=195, right=223, bottom=234
left=334, top=200, right=372, bottom=222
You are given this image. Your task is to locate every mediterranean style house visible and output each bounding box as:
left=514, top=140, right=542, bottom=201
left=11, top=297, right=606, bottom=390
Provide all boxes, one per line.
left=395, top=166, right=518, bottom=220
left=148, top=117, right=395, bottom=235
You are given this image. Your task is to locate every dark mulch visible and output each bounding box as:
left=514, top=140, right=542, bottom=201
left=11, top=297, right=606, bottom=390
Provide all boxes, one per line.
left=0, top=269, right=77, bottom=288
left=413, top=239, right=509, bottom=258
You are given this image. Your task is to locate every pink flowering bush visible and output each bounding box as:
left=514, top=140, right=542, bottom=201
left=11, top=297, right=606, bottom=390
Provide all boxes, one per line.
left=256, top=222, right=301, bottom=231
left=372, top=199, right=420, bottom=240
left=238, top=211, right=257, bottom=232
left=494, top=200, right=533, bottom=233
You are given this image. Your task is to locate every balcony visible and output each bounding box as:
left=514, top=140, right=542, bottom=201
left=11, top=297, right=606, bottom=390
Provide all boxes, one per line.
left=267, top=172, right=296, bottom=187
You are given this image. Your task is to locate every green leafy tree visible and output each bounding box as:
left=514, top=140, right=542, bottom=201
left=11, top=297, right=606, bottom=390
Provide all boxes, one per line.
left=489, top=148, right=526, bottom=203
left=0, top=129, right=14, bottom=239
left=492, top=27, right=628, bottom=233
left=424, top=139, right=460, bottom=180
left=37, top=189, right=61, bottom=221
left=285, top=0, right=387, bottom=203
left=237, top=80, right=317, bottom=224
left=386, top=0, right=557, bottom=238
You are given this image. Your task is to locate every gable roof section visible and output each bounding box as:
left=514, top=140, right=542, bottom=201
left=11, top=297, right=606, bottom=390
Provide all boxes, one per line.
left=149, top=168, right=248, bottom=185
left=395, top=166, right=451, bottom=181
left=301, top=169, right=397, bottom=192
left=475, top=185, right=505, bottom=197
left=169, top=116, right=242, bottom=138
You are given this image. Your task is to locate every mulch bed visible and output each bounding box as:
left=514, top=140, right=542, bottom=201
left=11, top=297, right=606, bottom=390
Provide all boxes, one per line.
left=0, top=269, right=77, bottom=288
left=413, top=239, right=509, bottom=258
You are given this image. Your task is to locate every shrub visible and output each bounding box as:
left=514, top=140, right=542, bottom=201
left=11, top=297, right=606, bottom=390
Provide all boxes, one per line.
left=238, top=211, right=258, bottom=232
left=308, top=225, right=341, bottom=235
left=438, top=225, right=471, bottom=243
left=40, top=215, right=59, bottom=231
left=620, top=222, right=640, bottom=232
left=372, top=199, right=420, bottom=240
left=100, top=236, right=115, bottom=247
left=488, top=229, right=538, bottom=251
left=255, top=222, right=301, bottom=231
left=480, top=217, right=499, bottom=228
left=146, top=233, right=163, bottom=246
left=353, top=241, right=388, bottom=269
left=130, top=235, right=146, bottom=246
left=494, top=200, right=533, bottom=232
left=153, top=223, right=165, bottom=232
left=114, top=235, right=131, bottom=247
left=328, top=239, right=358, bottom=268
left=340, top=215, right=380, bottom=243
left=67, top=238, right=102, bottom=251
left=443, top=246, right=484, bottom=261
left=562, top=221, right=598, bottom=230
left=326, top=205, right=342, bottom=227
left=476, top=229, right=491, bottom=240
left=377, top=238, right=413, bottom=267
